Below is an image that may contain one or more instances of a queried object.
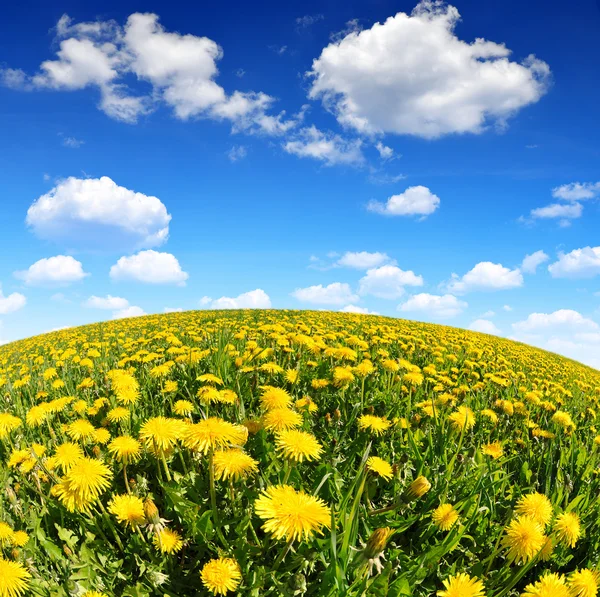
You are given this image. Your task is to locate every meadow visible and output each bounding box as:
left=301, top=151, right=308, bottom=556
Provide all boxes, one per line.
left=0, top=309, right=599, bottom=597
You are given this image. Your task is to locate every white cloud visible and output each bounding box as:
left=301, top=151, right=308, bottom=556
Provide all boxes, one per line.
left=503, top=305, right=512, bottom=312
left=164, top=307, right=183, bottom=313
left=112, top=305, right=146, bottom=319
left=552, top=182, right=600, bottom=201
left=336, top=251, right=392, bottom=270
left=84, top=295, right=130, bottom=309
left=291, top=282, right=358, bottom=305
left=227, top=145, right=247, bottom=162
left=3, top=13, right=295, bottom=134
left=367, top=186, right=440, bottom=217
left=399, top=293, right=467, bottom=319
left=340, top=304, right=379, bottom=315
left=200, top=289, right=271, bottom=309
left=530, top=202, right=582, bottom=221
left=60, top=134, right=84, bottom=148
left=375, top=142, right=394, bottom=160
left=296, top=14, right=324, bottom=29
left=548, top=246, right=600, bottom=279
left=511, top=309, right=600, bottom=368
left=110, top=250, right=189, bottom=285
left=308, top=1, right=550, bottom=138
left=469, top=319, right=501, bottom=335
left=447, top=262, right=523, bottom=293
left=283, top=126, right=364, bottom=166
left=359, top=265, right=423, bottom=299
left=26, top=176, right=171, bottom=250
left=0, top=288, right=26, bottom=315
left=521, top=250, right=549, bottom=274
left=480, top=310, right=496, bottom=318
left=512, top=309, right=598, bottom=333
left=14, top=255, right=89, bottom=286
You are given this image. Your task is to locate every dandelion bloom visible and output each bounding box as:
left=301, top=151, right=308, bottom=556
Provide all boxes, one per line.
left=153, top=528, right=184, bottom=554
left=260, top=386, right=292, bottom=410
left=53, top=442, right=84, bottom=472
left=404, top=476, right=432, bottom=501
left=569, top=569, right=599, bottom=597
left=139, top=417, right=185, bottom=452
left=107, top=407, right=130, bottom=423
left=448, top=406, right=476, bottom=432
left=262, top=408, right=302, bottom=433
left=0, top=558, right=31, bottom=597
left=53, top=457, right=112, bottom=512
left=366, top=456, right=394, bottom=481
left=108, top=494, right=146, bottom=529
left=0, top=522, right=14, bottom=546
left=66, top=419, right=96, bottom=442
left=93, top=428, right=111, bottom=445
left=183, top=417, right=247, bottom=454
left=554, top=512, right=581, bottom=548
left=173, top=400, right=194, bottom=416
left=200, top=558, right=242, bottom=595
left=276, top=430, right=323, bottom=463
left=502, top=516, right=546, bottom=564
left=213, top=449, right=259, bottom=481
left=522, top=572, right=571, bottom=597
left=11, top=531, right=29, bottom=548
left=482, top=442, right=504, bottom=459
left=515, top=492, right=553, bottom=527
left=108, top=436, right=142, bottom=463
left=358, top=415, right=391, bottom=435
left=432, top=504, right=459, bottom=531
left=255, top=485, right=330, bottom=542
left=360, top=527, right=394, bottom=574
left=437, top=573, right=485, bottom=597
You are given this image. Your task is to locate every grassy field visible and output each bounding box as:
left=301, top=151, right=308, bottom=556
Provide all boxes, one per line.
left=0, top=309, right=599, bottom=597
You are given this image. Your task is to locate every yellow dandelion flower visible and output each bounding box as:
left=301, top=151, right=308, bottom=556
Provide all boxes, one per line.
left=108, top=436, right=142, bottom=463
left=66, top=419, right=96, bottom=442
left=213, top=448, right=259, bottom=480
left=437, top=573, right=485, bottom=597
left=255, top=485, right=330, bottom=542
left=358, top=414, right=391, bottom=435
left=432, top=504, right=459, bottom=531
left=276, top=430, right=323, bottom=463
left=481, top=409, right=499, bottom=424
left=11, top=531, right=29, bottom=548
left=522, top=572, right=571, bottom=597
left=139, top=417, right=185, bottom=452
left=183, top=417, right=247, bottom=454
left=108, top=494, right=146, bottom=529
left=262, top=408, right=303, bottom=433
left=554, top=511, right=581, bottom=548
left=502, top=516, right=546, bottom=564
left=569, top=569, right=599, bottom=597
left=93, top=428, right=111, bottom=445
left=366, top=456, right=394, bottom=481
left=0, top=558, right=30, bottom=597
left=0, top=523, right=14, bottom=546
left=53, top=457, right=112, bottom=512
left=153, top=528, right=184, bottom=554
left=107, top=407, right=130, bottom=423
left=482, top=442, right=504, bottom=459
left=173, top=400, right=194, bottom=416
left=200, top=558, right=242, bottom=595
left=404, top=475, right=432, bottom=501
left=448, top=406, right=476, bottom=431
left=515, top=492, right=553, bottom=527
left=260, top=386, right=292, bottom=410
left=53, top=442, right=84, bottom=472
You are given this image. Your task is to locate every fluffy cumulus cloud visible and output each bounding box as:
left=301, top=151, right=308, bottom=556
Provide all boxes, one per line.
left=469, top=319, right=502, bottom=335
left=511, top=309, right=600, bottom=368
left=340, top=305, right=379, bottom=315
left=291, top=282, right=358, bottom=305
left=14, top=255, right=89, bottom=286
left=112, top=305, right=146, bottom=319
left=200, top=289, right=272, bottom=310
left=367, top=186, right=440, bottom=217
left=552, top=182, right=600, bottom=201
left=2, top=13, right=296, bottom=134
left=0, top=288, right=27, bottom=315
left=336, top=251, right=392, bottom=270
left=548, top=246, right=600, bottom=278
left=526, top=181, right=600, bottom=225
left=283, top=126, right=363, bottom=166
left=308, top=1, right=550, bottom=138
left=109, top=250, right=189, bottom=285
left=447, top=262, right=523, bottom=293
left=529, top=202, right=582, bottom=223
left=26, top=176, right=171, bottom=250
left=521, top=250, right=549, bottom=274
left=398, top=293, right=467, bottom=319
left=358, top=265, right=423, bottom=299
left=84, top=295, right=130, bottom=309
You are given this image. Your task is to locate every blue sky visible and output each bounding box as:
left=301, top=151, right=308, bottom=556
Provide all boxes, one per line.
left=1, top=0, right=600, bottom=366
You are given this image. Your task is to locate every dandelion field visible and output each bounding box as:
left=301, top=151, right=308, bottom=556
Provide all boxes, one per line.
left=0, top=309, right=599, bottom=597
